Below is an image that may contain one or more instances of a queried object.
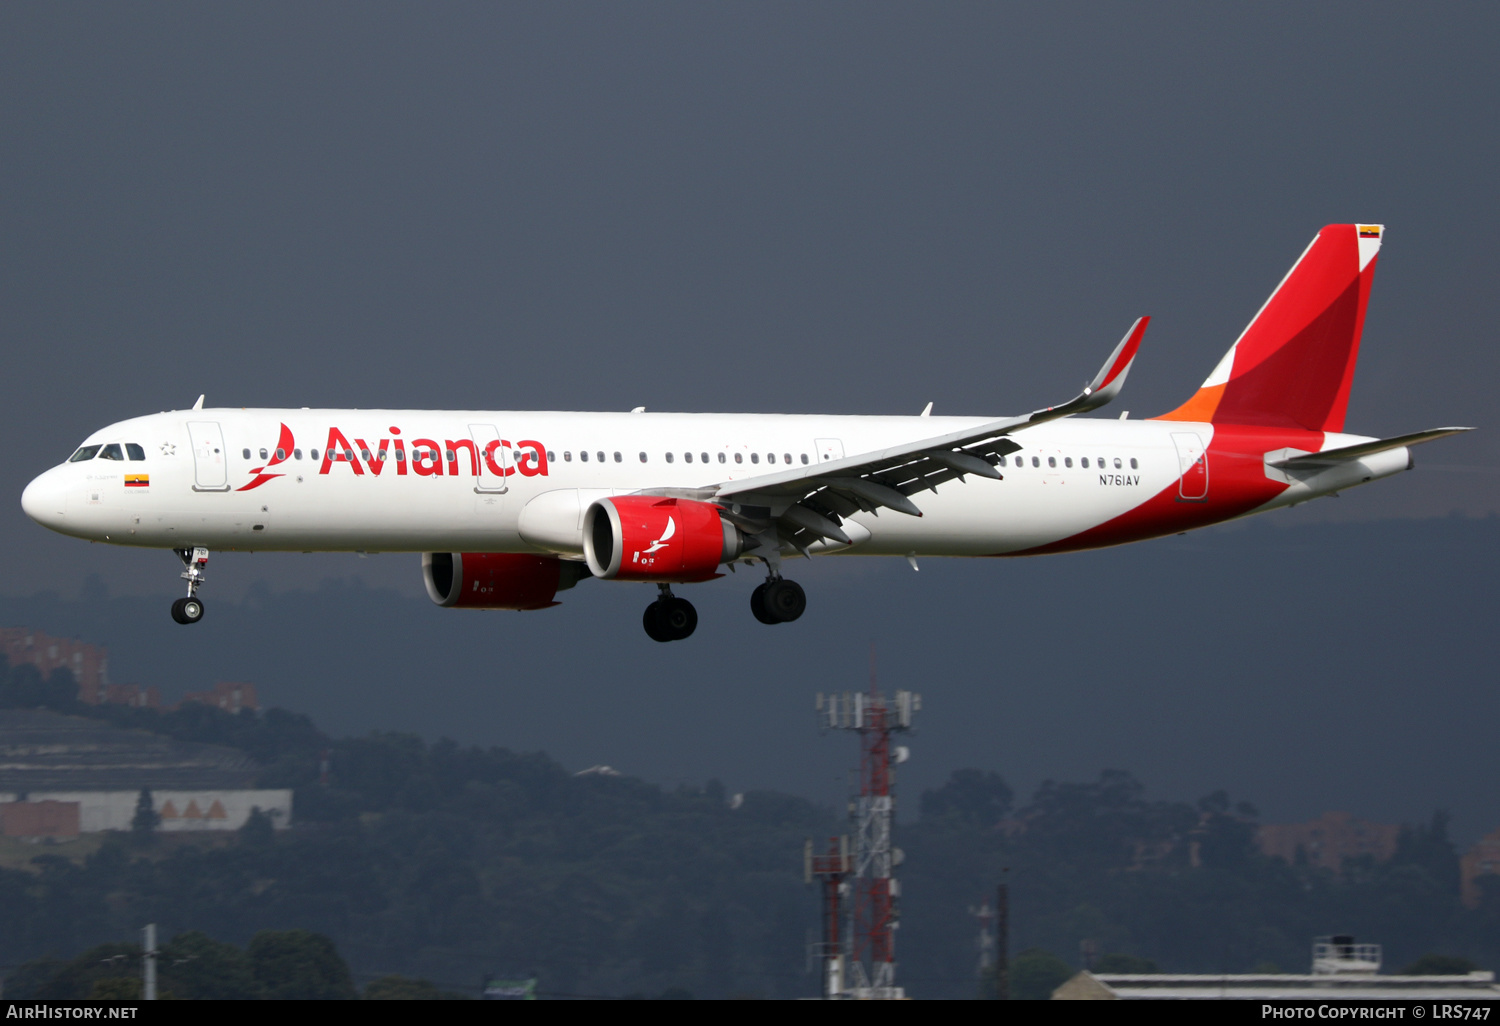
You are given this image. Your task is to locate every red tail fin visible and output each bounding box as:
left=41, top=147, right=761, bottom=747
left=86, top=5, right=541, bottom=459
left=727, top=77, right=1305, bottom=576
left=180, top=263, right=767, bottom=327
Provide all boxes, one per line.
left=1156, top=224, right=1382, bottom=432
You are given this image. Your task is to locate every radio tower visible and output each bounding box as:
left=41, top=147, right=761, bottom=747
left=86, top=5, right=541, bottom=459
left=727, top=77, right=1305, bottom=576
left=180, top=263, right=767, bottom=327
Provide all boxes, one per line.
left=815, top=669, right=920, bottom=1000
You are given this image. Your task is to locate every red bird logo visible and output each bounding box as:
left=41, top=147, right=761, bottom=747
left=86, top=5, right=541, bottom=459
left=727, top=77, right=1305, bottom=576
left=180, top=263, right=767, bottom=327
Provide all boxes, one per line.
left=236, top=423, right=295, bottom=491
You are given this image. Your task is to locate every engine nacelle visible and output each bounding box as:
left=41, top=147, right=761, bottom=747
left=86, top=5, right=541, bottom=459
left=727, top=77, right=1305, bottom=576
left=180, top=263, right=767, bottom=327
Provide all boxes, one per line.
left=422, top=552, right=588, bottom=610
left=583, top=496, right=742, bottom=582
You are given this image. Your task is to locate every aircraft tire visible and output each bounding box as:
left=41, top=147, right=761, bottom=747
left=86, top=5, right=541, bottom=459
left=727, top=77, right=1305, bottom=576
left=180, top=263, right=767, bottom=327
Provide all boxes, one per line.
left=763, top=579, right=805, bottom=623
left=642, top=602, right=671, bottom=642
left=172, top=597, right=205, bottom=625
left=750, top=583, right=778, bottom=625
left=660, top=597, right=697, bottom=640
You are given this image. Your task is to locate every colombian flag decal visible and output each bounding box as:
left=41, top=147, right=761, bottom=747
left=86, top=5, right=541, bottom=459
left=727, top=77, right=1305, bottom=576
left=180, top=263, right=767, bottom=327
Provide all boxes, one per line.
left=125, top=474, right=149, bottom=488
left=1358, top=225, right=1381, bottom=238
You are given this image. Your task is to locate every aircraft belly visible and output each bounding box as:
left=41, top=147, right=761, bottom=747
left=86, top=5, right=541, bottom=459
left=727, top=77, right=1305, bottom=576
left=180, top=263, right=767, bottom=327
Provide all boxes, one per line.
left=847, top=465, right=1175, bottom=556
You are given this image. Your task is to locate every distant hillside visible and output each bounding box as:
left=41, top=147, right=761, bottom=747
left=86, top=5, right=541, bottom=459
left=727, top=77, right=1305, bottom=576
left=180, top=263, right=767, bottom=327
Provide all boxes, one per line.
left=0, top=516, right=1493, bottom=844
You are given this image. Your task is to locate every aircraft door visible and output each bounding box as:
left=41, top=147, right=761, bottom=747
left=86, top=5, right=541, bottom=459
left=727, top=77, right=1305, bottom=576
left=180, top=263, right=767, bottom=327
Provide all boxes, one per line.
left=1171, top=432, right=1208, bottom=501
left=186, top=422, right=230, bottom=492
left=469, top=424, right=511, bottom=493
left=814, top=438, right=845, bottom=464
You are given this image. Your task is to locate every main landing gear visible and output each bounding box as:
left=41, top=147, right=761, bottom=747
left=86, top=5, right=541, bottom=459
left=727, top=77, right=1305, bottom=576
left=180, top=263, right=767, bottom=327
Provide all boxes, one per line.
left=643, top=584, right=697, bottom=643
left=171, top=547, right=209, bottom=625
left=751, top=577, right=806, bottom=625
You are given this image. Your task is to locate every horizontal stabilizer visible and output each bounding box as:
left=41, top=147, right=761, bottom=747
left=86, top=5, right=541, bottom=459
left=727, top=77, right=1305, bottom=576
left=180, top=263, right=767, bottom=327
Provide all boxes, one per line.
left=1269, top=427, right=1474, bottom=468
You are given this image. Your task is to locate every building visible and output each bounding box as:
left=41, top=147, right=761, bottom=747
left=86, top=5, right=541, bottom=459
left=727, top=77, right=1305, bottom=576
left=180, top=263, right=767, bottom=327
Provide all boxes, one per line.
left=1, top=790, right=291, bottom=835
left=0, top=628, right=109, bottom=702
left=1055, top=937, right=1500, bottom=1000
left=179, top=681, right=258, bottom=713
left=0, top=709, right=290, bottom=836
left=1462, top=828, right=1500, bottom=909
left=1257, top=811, right=1400, bottom=872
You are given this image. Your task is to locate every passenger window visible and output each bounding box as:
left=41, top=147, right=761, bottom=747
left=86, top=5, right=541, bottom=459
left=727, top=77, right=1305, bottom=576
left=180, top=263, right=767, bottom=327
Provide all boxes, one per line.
left=69, top=445, right=102, bottom=462
left=684, top=452, right=693, bottom=463
left=614, top=452, right=622, bottom=463
left=783, top=453, right=791, bottom=464
left=1031, top=456, right=1039, bottom=468
left=751, top=453, right=759, bottom=464
left=701, top=453, right=709, bottom=464
left=294, top=448, right=303, bottom=460
left=1081, top=457, right=1089, bottom=468
left=394, top=449, right=404, bottom=461
left=242, top=449, right=251, bottom=460
left=596, top=452, right=604, bottom=463
left=259, top=448, right=269, bottom=460
left=665, top=452, right=674, bottom=463
left=363, top=449, right=374, bottom=461
left=126, top=443, right=146, bottom=461
left=734, top=453, right=743, bottom=464
left=549, top=451, right=557, bottom=462
left=767, top=453, right=775, bottom=464
left=997, top=455, right=1006, bottom=467
left=718, top=453, right=726, bottom=464
left=564, top=451, right=572, bottom=462
left=345, top=449, right=355, bottom=460
left=1048, top=456, right=1056, bottom=468
left=801, top=454, right=808, bottom=465
left=1113, top=458, right=1122, bottom=469
left=276, top=448, right=286, bottom=461
left=1064, top=457, right=1072, bottom=468
left=310, top=449, right=320, bottom=460
left=639, top=452, right=648, bottom=463
left=99, top=444, right=124, bottom=461
left=1130, top=457, right=1138, bottom=469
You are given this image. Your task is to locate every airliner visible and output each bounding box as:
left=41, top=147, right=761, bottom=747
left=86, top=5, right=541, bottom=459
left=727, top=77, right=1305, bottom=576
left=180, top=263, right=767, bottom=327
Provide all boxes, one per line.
left=21, top=225, right=1471, bottom=641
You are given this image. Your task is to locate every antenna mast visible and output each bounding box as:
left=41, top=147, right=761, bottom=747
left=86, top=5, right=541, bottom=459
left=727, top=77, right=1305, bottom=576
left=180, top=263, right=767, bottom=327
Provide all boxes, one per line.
left=814, top=672, right=919, bottom=1000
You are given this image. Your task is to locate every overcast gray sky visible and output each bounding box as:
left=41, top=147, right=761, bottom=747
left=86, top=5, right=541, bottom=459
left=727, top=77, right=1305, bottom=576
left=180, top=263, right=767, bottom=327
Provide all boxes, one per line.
left=2, top=4, right=1497, bottom=834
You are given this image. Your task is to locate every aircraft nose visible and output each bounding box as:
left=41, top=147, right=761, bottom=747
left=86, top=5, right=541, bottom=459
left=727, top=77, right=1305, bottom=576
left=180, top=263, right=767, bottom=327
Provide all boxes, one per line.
left=21, top=468, right=68, bottom=528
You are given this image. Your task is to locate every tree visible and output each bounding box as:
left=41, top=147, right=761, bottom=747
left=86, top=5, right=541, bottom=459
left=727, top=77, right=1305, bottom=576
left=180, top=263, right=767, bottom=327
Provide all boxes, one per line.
left=90, top=977, right=141, bottom=999
left=1401, top=954, right=1480, bottom=975
left=130, top=788, right=159, bottom=838
left=1010, top=948, right=1074, bottom=1000
left=248, top=929, right=356, bottom=1000
left=159, top=931, right=259, bottom=1000
left=1094, top=953, right=1158, bottom=973
left=920, top=769, right=1014, bottom=827
left=364, top=975, right=441, bottom=1000
left=239, top=806, right=274, bottom=847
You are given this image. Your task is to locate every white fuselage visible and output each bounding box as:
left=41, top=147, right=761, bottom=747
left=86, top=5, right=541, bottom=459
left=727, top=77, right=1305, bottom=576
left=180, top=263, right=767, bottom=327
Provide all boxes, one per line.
left=21, top=408, right=1406, bottom=560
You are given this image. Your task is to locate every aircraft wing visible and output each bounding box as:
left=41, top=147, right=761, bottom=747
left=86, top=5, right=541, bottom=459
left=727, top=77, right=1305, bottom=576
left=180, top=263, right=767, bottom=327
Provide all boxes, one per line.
left=693, top=318, right=1149, bottom=550
left=1267, top=427, right=1474, bottom=469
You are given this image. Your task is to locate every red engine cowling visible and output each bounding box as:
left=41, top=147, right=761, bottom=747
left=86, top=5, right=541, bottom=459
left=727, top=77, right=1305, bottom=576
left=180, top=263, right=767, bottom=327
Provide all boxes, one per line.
left=583, top=496, right=742, bottom=582
left=422, top=552, right=588, bottom=610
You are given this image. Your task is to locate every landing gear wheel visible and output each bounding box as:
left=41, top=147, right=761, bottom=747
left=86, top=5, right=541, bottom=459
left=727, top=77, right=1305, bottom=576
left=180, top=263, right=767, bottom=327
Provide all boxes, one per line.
left=171, top=596, right=205, bottom=625
left=751, top=579, right=806, bottom=624
left=643, top=602, right=670, bottom=642
left=658, top=597, right=697, bottom=640
left=764, top=579, right=805, bottom=622
left=643, top=597, right=697, bottom=642
left=750, top=583, right=778, bottom=624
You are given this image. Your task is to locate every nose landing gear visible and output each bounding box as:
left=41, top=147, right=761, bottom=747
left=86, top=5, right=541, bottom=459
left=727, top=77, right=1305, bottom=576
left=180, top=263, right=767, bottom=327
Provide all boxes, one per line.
left=643, top=584, right=697, bottom=642
left=171, top=547, right=209, bottom=625
left=751, top=577, right=805, bottom=625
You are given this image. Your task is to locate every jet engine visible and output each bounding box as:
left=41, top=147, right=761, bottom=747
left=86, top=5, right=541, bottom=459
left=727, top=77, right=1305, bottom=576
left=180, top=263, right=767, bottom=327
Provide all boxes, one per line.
left=583, top=496, right=743, bottom=582
left=422, top=552, right=589, bottom=610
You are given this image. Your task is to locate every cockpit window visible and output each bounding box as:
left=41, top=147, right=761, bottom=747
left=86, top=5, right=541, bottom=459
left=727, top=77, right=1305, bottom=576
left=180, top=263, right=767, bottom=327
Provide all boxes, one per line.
left=98, top=444, right=125, bottom=461
left=69, top=445, right=102, bottom=463
left=126, top=443, right=146, bottom=461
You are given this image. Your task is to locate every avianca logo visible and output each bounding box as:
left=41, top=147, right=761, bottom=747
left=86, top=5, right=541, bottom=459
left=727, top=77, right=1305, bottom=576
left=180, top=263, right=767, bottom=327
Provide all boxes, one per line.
left=237, top=423, right=295, bottom=492
left=237, top=425, right=549, bottom=491
left=633, top=516, right=675, bottom=567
